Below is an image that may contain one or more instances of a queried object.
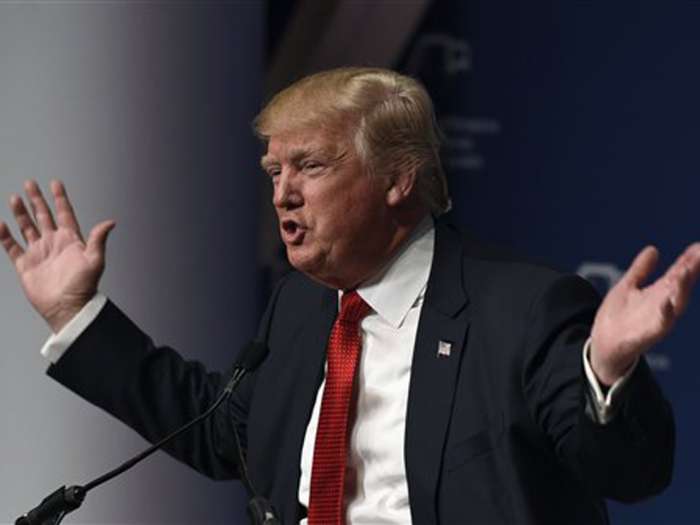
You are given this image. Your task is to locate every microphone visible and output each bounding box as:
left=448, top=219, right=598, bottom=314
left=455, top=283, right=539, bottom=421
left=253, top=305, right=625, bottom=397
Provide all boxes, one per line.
left=225, top=340, right=270, bottom=394
left=14, top=486, right=84, bottom=525
left=15, top=340, right=272, bottom=525
left=233, top=340, right=270, bottom=376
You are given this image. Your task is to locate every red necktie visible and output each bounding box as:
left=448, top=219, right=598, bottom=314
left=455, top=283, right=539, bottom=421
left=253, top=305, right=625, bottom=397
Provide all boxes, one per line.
left=308, top=290, right=371, bottom=525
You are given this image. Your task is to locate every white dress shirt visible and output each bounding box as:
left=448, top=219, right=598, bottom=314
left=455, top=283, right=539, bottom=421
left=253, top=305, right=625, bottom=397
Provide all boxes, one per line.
left=40, top=217, right=635, bottom=525
left=298, top=217, right=435, bottom=525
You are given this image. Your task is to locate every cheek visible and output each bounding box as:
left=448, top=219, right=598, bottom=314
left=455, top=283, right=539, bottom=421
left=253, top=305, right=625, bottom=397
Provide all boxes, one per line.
left=314, top=200, right=366, bottom=238
left=305, top=177, right=386, bottom=239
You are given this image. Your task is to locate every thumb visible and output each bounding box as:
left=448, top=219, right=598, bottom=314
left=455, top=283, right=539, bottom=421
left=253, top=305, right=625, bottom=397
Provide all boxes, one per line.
left=624, top=245, right=659, bottom=288
left=86, top=220, right=116, bottom=262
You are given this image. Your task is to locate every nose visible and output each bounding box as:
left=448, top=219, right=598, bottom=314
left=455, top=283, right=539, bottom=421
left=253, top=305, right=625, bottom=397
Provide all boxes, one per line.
left=272, top=168, right=302, bottom=209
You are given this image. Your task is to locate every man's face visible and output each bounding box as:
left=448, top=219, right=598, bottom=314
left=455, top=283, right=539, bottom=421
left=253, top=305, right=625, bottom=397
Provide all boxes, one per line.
left=261, top=128, right=393, bottom=289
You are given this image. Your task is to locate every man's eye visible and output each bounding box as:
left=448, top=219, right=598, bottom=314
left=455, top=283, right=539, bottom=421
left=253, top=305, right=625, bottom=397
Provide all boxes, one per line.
left=267, top=169, right=281, bottom=179
left=302, top=161, right=323, bottom=171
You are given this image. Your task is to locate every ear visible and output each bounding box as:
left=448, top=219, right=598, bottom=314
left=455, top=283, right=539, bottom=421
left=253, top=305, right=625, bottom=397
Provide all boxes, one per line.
left=385, top=165, right=418, bottom=207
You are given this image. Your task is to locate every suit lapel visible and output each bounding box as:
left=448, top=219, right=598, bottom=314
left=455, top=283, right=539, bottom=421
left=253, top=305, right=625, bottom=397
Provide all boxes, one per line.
left=405, top=221, right=470, bottom=525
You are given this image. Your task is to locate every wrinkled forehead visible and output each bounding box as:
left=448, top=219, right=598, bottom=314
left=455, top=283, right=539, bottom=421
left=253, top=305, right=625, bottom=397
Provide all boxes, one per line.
left=260, top=127, right=355, bottom=166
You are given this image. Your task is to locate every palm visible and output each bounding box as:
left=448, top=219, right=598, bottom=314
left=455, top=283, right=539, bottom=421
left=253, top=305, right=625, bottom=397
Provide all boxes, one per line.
left=594, top=280, right=671, bottom=362
left=19, top=228, right=99, bottom=318
left=590, top=244, right=700, bottom=384
left=0, top=180, right=115, bottom=332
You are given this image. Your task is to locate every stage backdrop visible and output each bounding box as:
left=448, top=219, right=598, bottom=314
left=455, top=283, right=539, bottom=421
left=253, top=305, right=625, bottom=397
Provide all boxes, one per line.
left=0, top=3, right=262, bottom=523
left=401, top=1, right=699, bottom=523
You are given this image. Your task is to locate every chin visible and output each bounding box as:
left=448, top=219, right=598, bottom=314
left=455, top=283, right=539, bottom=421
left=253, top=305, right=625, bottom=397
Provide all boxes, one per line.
left=286, top=248, right=341, bottom=288
left=287, top=246, right=321, bottom=274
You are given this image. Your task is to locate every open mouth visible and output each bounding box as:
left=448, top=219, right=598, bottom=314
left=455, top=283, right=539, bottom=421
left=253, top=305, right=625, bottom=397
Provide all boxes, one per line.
left=281, top=219, right=306, bottom=245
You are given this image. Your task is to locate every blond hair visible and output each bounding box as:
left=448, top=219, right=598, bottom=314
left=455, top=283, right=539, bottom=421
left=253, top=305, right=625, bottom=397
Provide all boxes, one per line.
left=254, top=67, right=450, bottom=215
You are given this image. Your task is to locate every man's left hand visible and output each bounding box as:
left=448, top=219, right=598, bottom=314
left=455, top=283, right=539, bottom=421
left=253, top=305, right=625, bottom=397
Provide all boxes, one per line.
left=590, top=243, right=700, bottom=386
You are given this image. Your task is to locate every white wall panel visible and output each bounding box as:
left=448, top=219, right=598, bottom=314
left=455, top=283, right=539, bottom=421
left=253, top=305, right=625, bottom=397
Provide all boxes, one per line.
left=0, top=3, right=263, bottom=523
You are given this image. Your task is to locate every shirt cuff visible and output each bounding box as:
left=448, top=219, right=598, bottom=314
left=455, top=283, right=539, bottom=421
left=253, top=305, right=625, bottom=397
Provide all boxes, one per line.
left=582, top=337, right=638, bottom=425
left=39, top=293, right=108, bottom=364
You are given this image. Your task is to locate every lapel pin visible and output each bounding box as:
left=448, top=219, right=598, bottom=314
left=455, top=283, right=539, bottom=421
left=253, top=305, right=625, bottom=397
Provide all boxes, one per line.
left=437, top=340, right=452, bottom=358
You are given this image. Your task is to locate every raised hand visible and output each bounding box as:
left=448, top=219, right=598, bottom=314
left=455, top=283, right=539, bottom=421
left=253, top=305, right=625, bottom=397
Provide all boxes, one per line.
left=0, top=180, right=115, bottom=333
left=590, top=243, right=700, bottom=385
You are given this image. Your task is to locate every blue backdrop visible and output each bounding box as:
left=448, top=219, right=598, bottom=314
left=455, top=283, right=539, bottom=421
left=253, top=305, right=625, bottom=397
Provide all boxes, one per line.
left=401, top=2, right=699, bottom=523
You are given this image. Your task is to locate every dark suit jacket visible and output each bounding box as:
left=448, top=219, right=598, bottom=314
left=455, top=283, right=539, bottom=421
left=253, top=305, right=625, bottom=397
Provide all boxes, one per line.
left=48, top=220, right=674, bottom=524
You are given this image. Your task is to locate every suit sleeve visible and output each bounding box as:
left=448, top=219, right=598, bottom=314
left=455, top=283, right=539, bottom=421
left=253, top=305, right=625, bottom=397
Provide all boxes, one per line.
left=46, top=276, right=288, bottom=481
left=521, top=274, right=675, bottom=502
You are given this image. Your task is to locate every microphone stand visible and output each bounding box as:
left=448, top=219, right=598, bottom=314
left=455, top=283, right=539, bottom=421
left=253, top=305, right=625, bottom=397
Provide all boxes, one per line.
left=229, top=403, right=281, bottom=525
left=16, top=367, right=251, bottom=525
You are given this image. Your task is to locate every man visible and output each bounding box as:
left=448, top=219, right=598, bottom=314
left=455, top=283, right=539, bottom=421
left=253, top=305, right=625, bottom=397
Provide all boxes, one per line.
left=1, top=67, right=698, bottom=524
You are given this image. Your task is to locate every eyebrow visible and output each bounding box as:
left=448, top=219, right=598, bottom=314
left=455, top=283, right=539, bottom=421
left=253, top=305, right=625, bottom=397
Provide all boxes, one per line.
left=260, top=155, right=277, bottom=171
left=260, top=145, right=345, bottom=171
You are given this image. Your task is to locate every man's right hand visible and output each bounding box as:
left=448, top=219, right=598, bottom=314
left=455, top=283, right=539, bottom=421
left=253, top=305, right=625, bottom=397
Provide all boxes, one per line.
left=0, top=180, right=115, bottom=333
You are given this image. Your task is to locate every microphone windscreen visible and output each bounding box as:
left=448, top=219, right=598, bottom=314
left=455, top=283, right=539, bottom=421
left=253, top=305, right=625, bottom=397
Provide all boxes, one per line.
left=235, top=341, right=269, bottom=372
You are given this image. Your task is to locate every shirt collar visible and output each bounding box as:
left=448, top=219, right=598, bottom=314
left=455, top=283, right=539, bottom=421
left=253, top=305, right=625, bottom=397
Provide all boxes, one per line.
left=342, top=215, right=435, bottom=329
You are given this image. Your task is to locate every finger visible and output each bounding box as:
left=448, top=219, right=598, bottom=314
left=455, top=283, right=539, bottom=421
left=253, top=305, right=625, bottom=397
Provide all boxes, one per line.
left=24, top=180, right=57, bottom=233
left=664, top=243, right=700, bottom=316
left=681, top=242, right=700, bottom=283
left=664, top=243, right=700, bottom=291
left=85, top=220, right=116, bottom=263
left=50, top=179, right=83, bottom=239
left=623, top=245, right=659, bottom=288
left=0, top=221, right=24, bottom=264
left=9, top=194, right=40, bottom=244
